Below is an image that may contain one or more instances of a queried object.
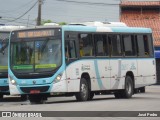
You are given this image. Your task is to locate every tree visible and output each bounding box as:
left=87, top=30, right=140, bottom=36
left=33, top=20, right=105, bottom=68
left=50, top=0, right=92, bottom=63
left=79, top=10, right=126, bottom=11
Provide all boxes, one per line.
left=58, top=22, right=67, bottom=25
left=41, top=19, right=52, bottom=25
left=41, top=19, right=67, bottom=26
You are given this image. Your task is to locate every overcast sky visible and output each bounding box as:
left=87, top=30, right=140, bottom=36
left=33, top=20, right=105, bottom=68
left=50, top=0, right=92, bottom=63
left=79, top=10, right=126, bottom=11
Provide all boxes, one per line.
left=0, top=0, right=122, bottom=26
left=1, top=0, right=157, bottom=26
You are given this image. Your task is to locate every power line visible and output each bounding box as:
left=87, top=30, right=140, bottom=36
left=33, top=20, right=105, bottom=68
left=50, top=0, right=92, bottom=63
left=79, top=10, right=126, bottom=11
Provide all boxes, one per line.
left=0, top=16, right=35, bottom=22
left=0, top=18, right=35, bottom=26
left=0, top=0, right=37, bottom=13
left=5, top=1, right=38, bottom=23
left=55, top=0, right=119, bottom=6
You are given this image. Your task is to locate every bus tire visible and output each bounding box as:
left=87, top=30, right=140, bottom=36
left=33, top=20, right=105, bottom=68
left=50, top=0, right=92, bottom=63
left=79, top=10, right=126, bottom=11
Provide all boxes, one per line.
left=88, top=92, right=94, bottom=100
left=75, top=78, right=89, bottom=101
left=122, top=76, right=133, bottom=98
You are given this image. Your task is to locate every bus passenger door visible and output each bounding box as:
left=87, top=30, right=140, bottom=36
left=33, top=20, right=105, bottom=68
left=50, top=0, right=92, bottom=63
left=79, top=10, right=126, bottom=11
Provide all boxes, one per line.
left=64, top=33, right=79, bottom=92
left=109, top=34, right=124, bottom=90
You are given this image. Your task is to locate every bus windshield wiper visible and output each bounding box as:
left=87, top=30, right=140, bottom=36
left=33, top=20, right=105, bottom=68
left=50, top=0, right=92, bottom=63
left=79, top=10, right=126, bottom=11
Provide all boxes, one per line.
left=41, top=38, right=49, bottom=54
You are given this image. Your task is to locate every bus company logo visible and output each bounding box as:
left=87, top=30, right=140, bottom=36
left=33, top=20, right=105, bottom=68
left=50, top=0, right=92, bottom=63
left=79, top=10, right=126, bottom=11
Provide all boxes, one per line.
left=121, top=64, right=128, bottom=70
left=75, top=68, right=79, bottom=75
left=130, top=63, right=136, bottom=70
left=2, top=112, right=11, bottom=117
left=81, top=64, right=90, bottom=71
left=33, top=80, right=36, bottom=84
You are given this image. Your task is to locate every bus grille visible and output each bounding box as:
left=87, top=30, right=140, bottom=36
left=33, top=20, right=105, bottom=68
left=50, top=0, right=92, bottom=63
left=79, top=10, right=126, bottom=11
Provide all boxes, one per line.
left=20, top=86, right=50, bottom=93
left=0, top=86, right=9, bottom=92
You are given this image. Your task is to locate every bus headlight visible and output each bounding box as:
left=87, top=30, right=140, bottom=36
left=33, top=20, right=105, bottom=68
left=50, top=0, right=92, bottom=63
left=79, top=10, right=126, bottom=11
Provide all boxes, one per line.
left=9, top=76, right=16, bottom=85
left=56, top=75, right=61, bottom=80
left=54, top=74, right=62, bottom=83
left=11, top=80, right=16, bottom=85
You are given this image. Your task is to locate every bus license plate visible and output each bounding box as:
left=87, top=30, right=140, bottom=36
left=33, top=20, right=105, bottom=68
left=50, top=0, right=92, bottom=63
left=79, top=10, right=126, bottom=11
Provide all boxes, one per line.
left=30, top=90, right=40, bottom=94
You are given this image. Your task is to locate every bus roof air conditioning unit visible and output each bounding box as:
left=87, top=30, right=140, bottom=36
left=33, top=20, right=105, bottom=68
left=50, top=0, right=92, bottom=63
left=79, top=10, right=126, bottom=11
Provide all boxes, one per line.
left=69, top=21, right=127, bottom=27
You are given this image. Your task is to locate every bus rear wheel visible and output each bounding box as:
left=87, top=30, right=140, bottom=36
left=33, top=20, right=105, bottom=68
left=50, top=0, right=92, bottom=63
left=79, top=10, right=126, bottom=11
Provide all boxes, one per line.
left=114, top=76, right=133, bottom=99
left=75, top=78, right=89, bottom=101
left=88, top=92, right=94, bottom=100
left=122, top=76, right=133, bottom=98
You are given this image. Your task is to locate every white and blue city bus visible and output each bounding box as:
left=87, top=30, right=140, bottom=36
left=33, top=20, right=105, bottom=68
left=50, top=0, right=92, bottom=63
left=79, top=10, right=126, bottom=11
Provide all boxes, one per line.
left=0, top=26, right=27, bottom=100
left=8, top=22, right=156, bottom=103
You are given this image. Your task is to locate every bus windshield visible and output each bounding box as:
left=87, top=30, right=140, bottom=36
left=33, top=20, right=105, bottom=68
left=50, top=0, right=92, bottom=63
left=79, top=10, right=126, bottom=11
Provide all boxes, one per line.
left=0, top=32, right=9, bottom=74
left=10, top=28, right=62, bottom=74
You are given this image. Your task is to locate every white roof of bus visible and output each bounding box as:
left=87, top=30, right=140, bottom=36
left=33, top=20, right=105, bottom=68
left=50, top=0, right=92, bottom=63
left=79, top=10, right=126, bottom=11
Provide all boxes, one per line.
left=0, top=25, right=26, bottom=31
left=69, top=21, right=127, bottom=27
left=44, top=23, right=59, bottom=26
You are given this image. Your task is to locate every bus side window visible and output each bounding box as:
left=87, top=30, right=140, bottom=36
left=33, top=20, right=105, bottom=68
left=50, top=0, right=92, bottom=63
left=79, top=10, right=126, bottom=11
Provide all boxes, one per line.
left=69, top=41, right=76, bottom=58
left=136, top=35, right=151, bottom=57
left=94, top=34, right=108, bottom=56
left=147, top=34, right=154, bottom=57
left=65, top=41, right=76, bottom=59
left=122, top=35, right=136, bottom=57
left=79, top=36, right=84, bottom=57
left=65, top=43, right=69, bottom=58
left=79, top=34, right=93, bottom=57
left=143, top=35, right=149, bottom=56
left=96, top=40, right=104, bottom=56
left=109, top=34, right=122, bottom=57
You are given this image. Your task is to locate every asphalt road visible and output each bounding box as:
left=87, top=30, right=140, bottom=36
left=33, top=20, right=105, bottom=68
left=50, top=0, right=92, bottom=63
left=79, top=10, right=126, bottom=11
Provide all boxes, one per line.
left=0, top=85, right=160, bottom=120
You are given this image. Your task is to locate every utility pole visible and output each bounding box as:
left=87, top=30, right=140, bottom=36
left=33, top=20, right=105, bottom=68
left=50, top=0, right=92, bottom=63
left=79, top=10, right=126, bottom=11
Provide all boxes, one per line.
left=27, top=15, right=30, bottom=27
left=37, top=0, right=42, bottom=26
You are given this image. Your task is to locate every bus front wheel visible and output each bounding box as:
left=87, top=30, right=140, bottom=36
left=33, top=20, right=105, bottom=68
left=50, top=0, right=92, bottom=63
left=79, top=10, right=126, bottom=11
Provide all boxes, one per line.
left=75, top=78, right=89, bottom=101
